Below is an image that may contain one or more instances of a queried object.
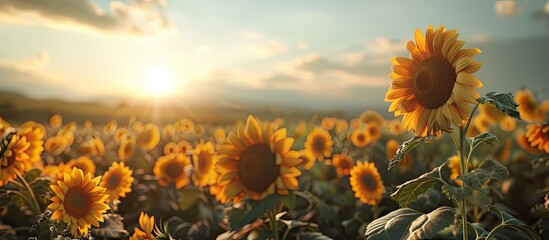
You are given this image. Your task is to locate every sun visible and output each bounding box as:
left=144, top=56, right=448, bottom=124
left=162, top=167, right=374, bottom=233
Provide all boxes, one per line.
left=145, top=66, right=176, bottom=96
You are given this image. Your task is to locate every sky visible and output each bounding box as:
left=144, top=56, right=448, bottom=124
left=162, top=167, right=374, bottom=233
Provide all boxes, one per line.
left=0, top=0, right=548, bottom=111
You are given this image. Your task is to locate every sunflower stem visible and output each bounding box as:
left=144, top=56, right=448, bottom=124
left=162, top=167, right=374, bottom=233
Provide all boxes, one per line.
left=268, top=209, right=280, bottom=240
left=16, top=171, right=41, bottom=215
left=459, top=127, right=468, bottom=240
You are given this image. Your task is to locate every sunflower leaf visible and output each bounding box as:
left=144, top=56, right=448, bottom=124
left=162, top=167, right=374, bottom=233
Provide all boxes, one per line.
left=365, top=207, right=456, bottom=240
left=24, top=169, right=42, bottom=183
left=391, top=167, right=443, bottom=207
left=486, top=206, right=541, bottom=240
left=457, top=160, right=509, bottom=191
left=472, top=132, right=500, bottom=148
left=441, top=184, right=474, bottom=202
left=468, top=222, right=489, bottom=239
left=477, top=92, right=521, bottom=120
left=178, top=187, right=205, bottom=211
left=388, top=136, right=430, bottom=169
left=227, top=194, right=280, bottom=231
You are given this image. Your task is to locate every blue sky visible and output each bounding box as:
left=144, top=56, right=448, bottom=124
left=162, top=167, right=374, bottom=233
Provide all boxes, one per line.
left=0, top=0, right=548, bottom=110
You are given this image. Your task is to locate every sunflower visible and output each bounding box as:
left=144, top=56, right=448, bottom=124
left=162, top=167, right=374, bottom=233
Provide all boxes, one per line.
left=498, top=116, right=517, bottom=132
left=292, top=120, right=307, bottom=139
left=385, top=25, right=483, bottom=136
left=349, top=161, right=385, bottom=206
left=471, top=113, right=493, bottom=133
left=114, top=128, right=129, bottom=143
left=119, top=137, right=136, bottom=161
left=163, top=124, right=176, bottom=137
left=100, top=162, right=134, bottom=202
left=65, top=156, right=96, bottom=176
left=83, top=120, right=94, bottom=130
left=216, top=115, right=301, bottom=203
left=297, top=149, right=315, bottom=170
left=58, top=129, right=75, bottom=146
left=448, top=155, right=462, bottom=186
left=335, top=119, right=349, bottom=133
left=78, top=137, right=105, bottom=156
left=48, top=167, right=109, bottom=237
left=479, top=103, right=505, bottom=122
left=138, top=123, right=160, bottom=151
left=350, top=118, right=361, bottom=129
left=18, top=121, right=46, bottom=163
left=388, top=119, right=405, bottom=135
left=526, top=122, right=549, bottom=154
left=178, top=140, right=192, bottom=154
left=321, top=117, right=337, bottom=130
left=541, top=100, right=549, bottom=113
left=177, top=119, right=194, bottom=133
left=386, top=139, right=413, bottom=172
left=153, top=153, right=191, bottom=189
left=515, top=89, right=544, bottom=122
left=132, top=121, right=143, bottom=132
left=192, top=141, right=217, bottom=187
left=0, top=134, right=32, bottom=186
left=516, top=131, right=542, bottom=155
left=194, top=124, right=205, bottom=136
left=350, top=128, right=370, bottom=148
left=214, top=127, right=226, bottom=144
left=332, top=153, right=354, bottom=176
left=163, top=142, right=179, bottom=155
left=366, top=122, right=382, bottom=142
left=50, top=114, right=62, bottom=128
left=359, top=111, right=384, bottom=126
left=304, top=128, right=333, bottom=161
left=130, top=212, right=156, bottom=240
left=103, top=120, right=118, bottom=135
left=44, top=135, right=68, bottom=156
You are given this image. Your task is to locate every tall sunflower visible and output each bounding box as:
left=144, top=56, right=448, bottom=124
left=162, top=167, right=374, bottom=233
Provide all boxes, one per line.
left=515, top=89, right=544, bottom=122
left=44, top=135, right=68, bottom=156
left=48, top=167, right=109, bottom=237
left=304, top=128, right=333, bottom=161
left=448, top=155, right=463, bottom=186
left=153, top=153, right=191, bottom=189
left=119, top=137, right=136, bottom=161
left=526, top=122, right=549, bottom=154
left=385, top=25, right=483, bottom=136
left=138, top=123, right=160, bottom=151
left=192, top=141, right=217, bottom=187
left=65, top=156, right=96, bottom=176
left=0, top=134, right=32, bottom=186
left=349, top=161, right=385, bottom=206
left=350, top=128, right=370, bottom=148
left=216, top=115, right=301, bottom=203
left=100, top=162, right=134, bottom=202
left=332, top=153, right=354, bottom=176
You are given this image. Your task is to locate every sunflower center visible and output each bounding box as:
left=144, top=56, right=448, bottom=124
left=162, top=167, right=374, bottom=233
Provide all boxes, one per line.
left=357, top=134, right=365, bottom=143
left=197, top=153, right=211, bottom=174
left=313, top=136, right=326, bottom=153
left=107, top=174, right=121, bottom=188
left=64, top=188, right=91, bottom=218
left=165, top=161, right=184, bottom=179
left=238, top=143, right=278, bottom=193
left=361, top=173, right=376, bottom=191
left=412, top=55, right=457, bottom=109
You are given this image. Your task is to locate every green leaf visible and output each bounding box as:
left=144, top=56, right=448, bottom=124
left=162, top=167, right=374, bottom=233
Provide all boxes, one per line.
left=178, top=187, right=205, bottom=211
left=468, top=223, right=489, bottom=239
left=365, top=207, right=456, bottom=240
left=458, top=160, right=509, bottom=191
left=477, top=92, right=521, bottom=120
left=24, top=169, right=42, bottom=183
left=441, top=184, right=474, bottom=202
left=281, top=191, right=296, bottom=209
left=297, top=232, right=333, bottom=240
left=472, top=132, right=500, bottom=148
left=388, top=136, right=431, bottom=169
left=227, top=194, right=280, bottom=231
left=487, top=206, right=541, bottom=240
left=391, top=167, right=443, bottom=207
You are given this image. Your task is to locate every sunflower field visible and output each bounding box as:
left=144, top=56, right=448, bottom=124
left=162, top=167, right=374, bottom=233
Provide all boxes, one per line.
left=1, top=26, right=549, bottom=240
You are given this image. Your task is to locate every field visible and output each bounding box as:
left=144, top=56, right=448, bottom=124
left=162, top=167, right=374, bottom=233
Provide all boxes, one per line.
left=0, top=87, right=548, bottom=240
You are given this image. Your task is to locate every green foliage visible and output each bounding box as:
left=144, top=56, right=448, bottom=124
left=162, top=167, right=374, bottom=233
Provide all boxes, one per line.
left=458, top=160, right=509, bottom=191
left=227, top=194, right=281, bottom=231
left=178, top=187, right=205, bottom=211
left=391, top=167, right=443, bottom=207
left=365, top=207, right=456, bottom=240
left=485, top=206, right=541, bottom=240
left=388, top=136, right=431, bottom=169
left=441, top=184, right=474, bottom=202
left=471, top=132, right=500, bottom=148
left=468, top=223, right=489, bottom=239
left=477, top=92, right=521, bottom=120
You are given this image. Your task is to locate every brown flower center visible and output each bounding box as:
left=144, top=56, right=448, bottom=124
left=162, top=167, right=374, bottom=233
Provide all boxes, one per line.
left=107, top=174, right=120, bottom=188
left=412, top=55, right=456, bottom=109
left=164, top=160, right=184, bottom=179
left=357, top=134, right=366, bottom=143
left=238, top=144, right=278, bottom=193
left=64, top=188, right=91, bottom=218
left=197, top=152, right=212, bottom=174
left=313, top=136, right=326, bottom=153
left=361, top=173, right=376, bottom=191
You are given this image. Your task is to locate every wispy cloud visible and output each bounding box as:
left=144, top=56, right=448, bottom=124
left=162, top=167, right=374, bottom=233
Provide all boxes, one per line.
left=242, top=31, right=288, bottom=58
left=0, top=0, right=175, bottom=37
left=495, top=0, right=519, bottom=17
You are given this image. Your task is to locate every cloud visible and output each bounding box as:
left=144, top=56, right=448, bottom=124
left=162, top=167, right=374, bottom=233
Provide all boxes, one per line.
left=242, top=31, right=288, bottom=58
left=297, top=41, right=308, bottom=50
left=495, top=0, right=519, bottom=17
left=364, top=38, right=407, bottom=57
left=0, top=0, right=174, bottom=37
